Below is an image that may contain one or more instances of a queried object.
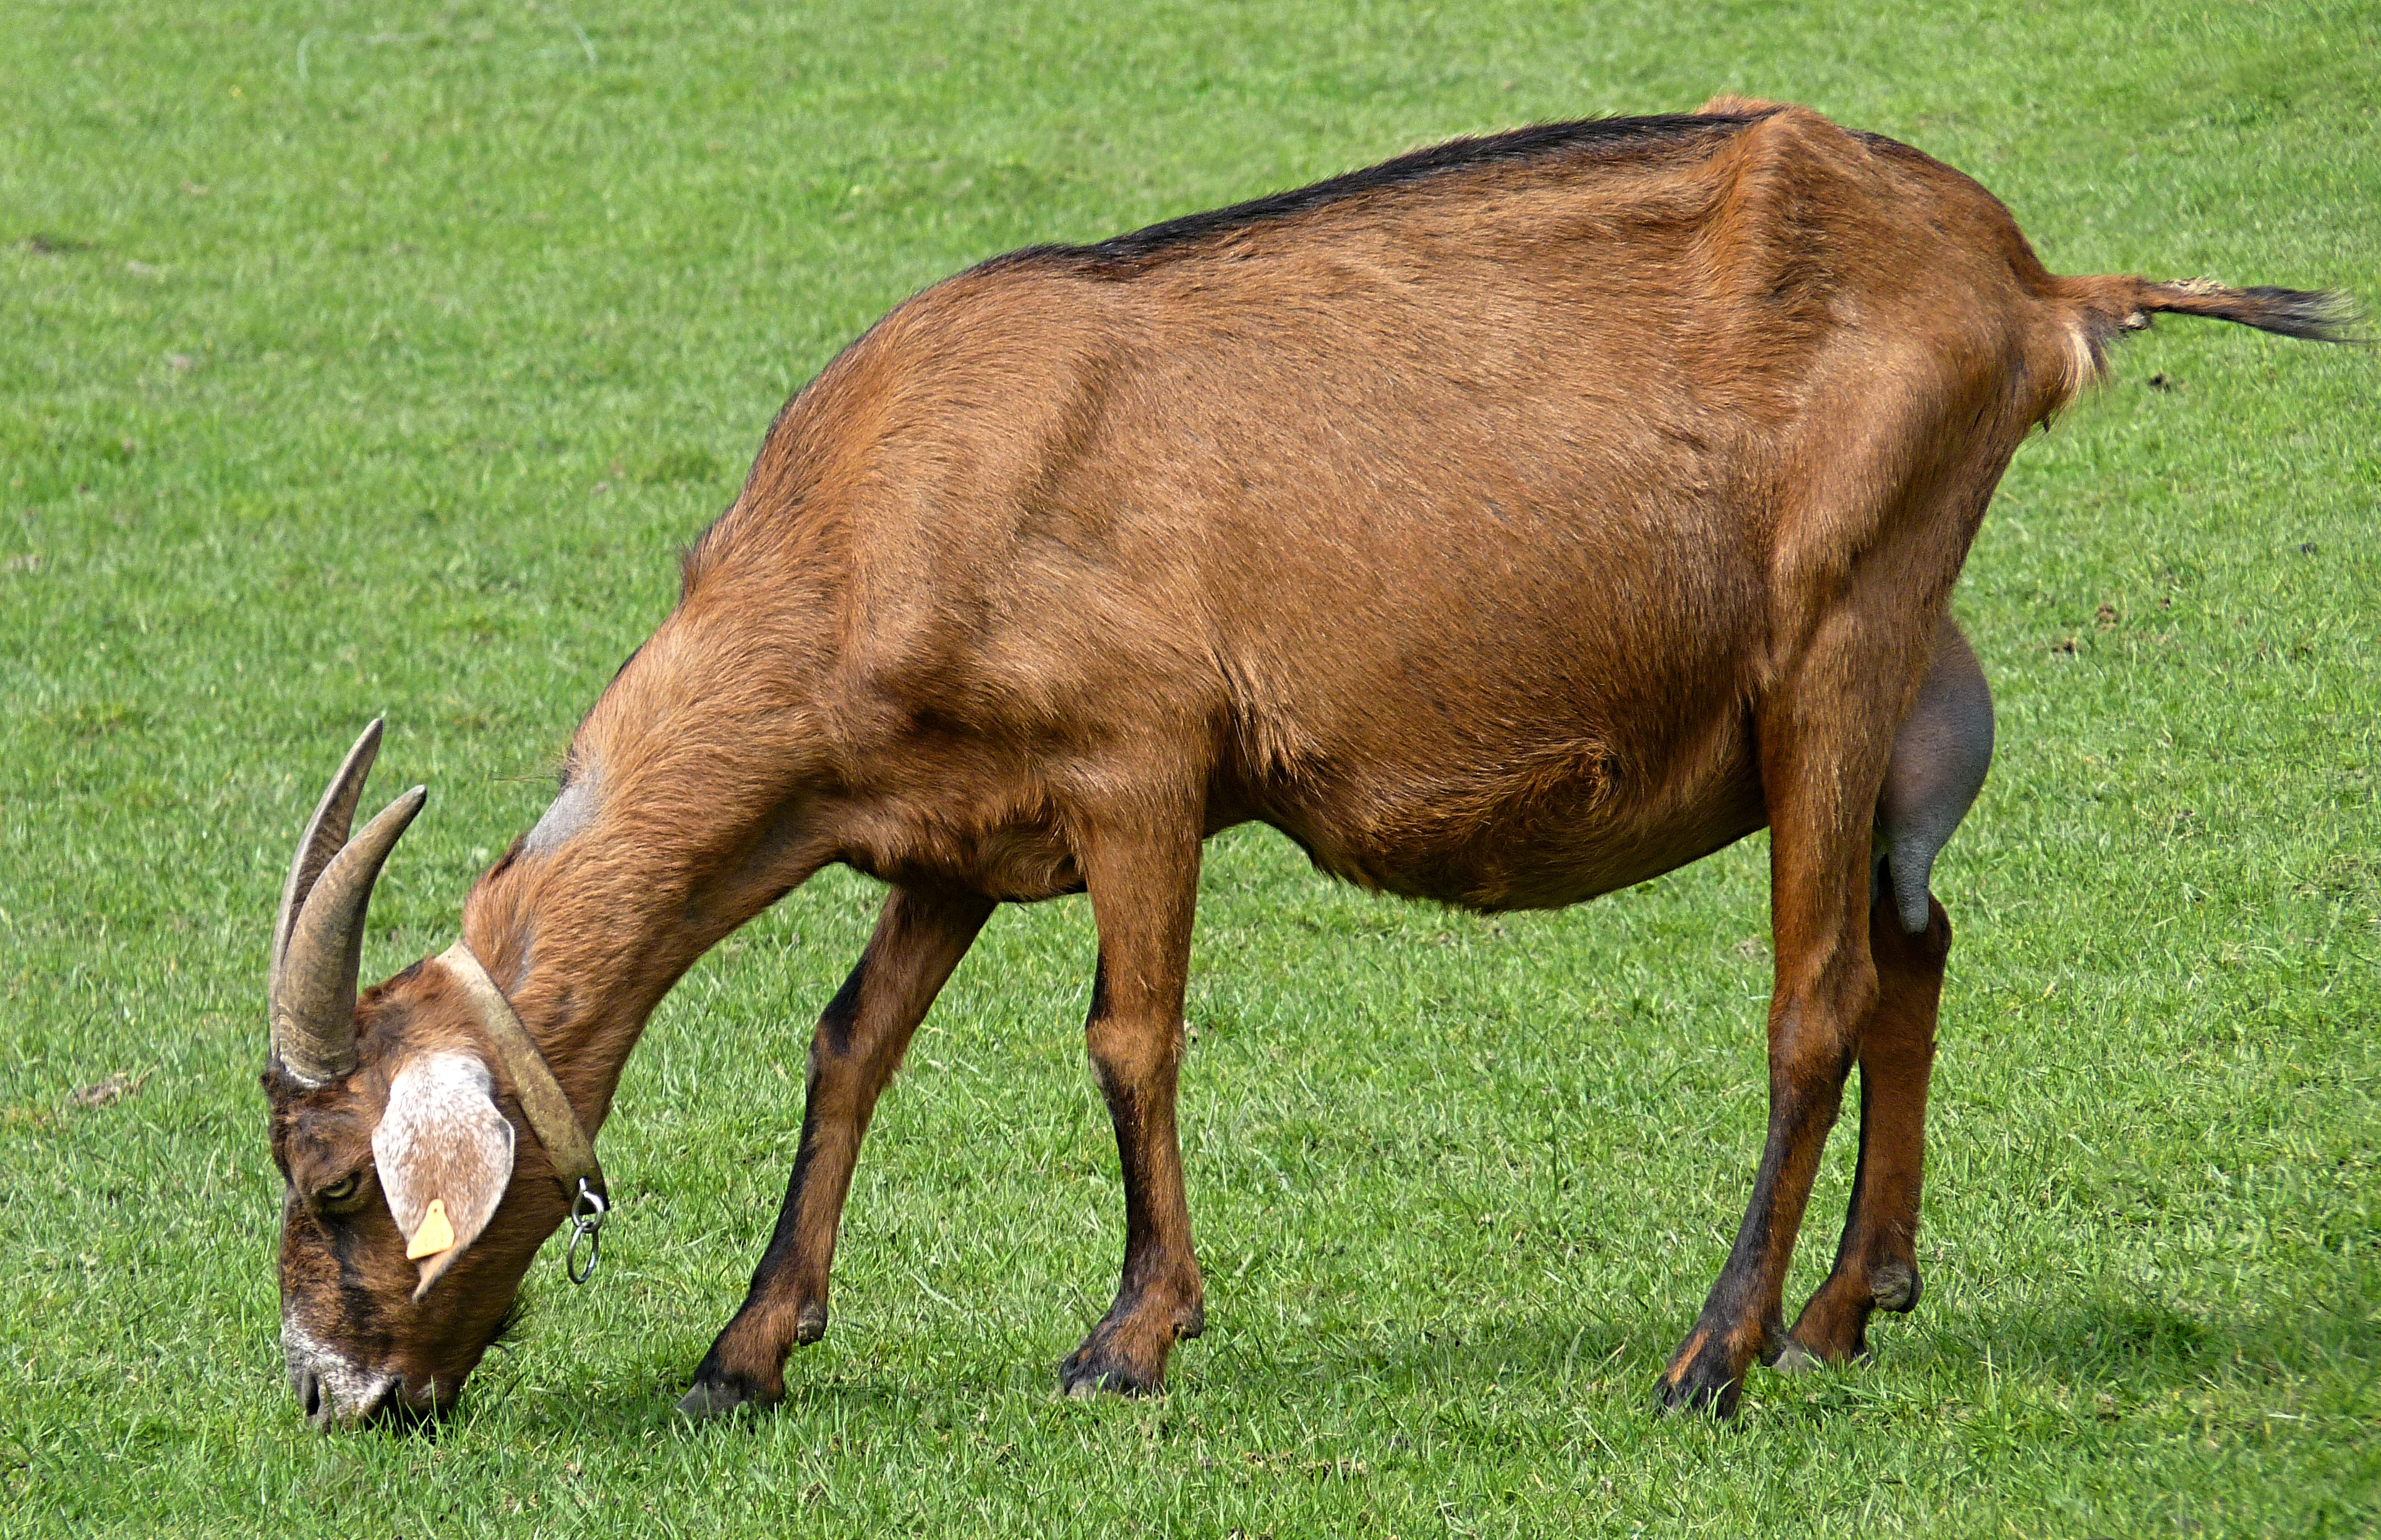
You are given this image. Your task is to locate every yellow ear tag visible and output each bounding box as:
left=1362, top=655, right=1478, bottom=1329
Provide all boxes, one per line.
left=406, top=1198, right=456, bottom=1260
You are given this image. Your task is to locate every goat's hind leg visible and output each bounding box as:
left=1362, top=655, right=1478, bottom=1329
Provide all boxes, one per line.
left=680, top=884, right=994, bottom=1415
left=1656, top=602, right=1989, bottom=1417
left=1659, top=642, right=1900, bottom=1415
left=1783, top=620, right=1991, bottom=1367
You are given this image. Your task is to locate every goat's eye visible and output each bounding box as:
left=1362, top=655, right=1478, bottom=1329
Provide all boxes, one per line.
left=318, top=1173, right=362, bottom=1205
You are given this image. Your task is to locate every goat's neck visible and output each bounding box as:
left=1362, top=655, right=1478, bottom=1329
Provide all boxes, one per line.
left=455, top=773, right=828, bottom=1133
left=451, top=559, right=839, bottom=1131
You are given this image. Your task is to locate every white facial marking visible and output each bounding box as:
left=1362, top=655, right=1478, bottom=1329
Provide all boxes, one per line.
left=522, top=765, right=601, bottom=858
left=282, top=1316, right=393, bottom=1422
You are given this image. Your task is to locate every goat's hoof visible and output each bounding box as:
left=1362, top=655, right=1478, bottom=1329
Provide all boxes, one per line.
left=1057, top=1336, right=1166, bottom=1399
left=1655, top=1327, right=1745, bottom=1418
left=1771, top=1340, right=1822, bottom=1375
left=676, top=1373, right=779, bottom=1419
left=1056, top=1354, right=1165, bottom=1398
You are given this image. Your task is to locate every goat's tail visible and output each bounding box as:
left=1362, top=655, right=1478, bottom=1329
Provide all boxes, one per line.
left=2053, top=274, right=2362, bottom=398
left=2102, top=276, right=2361, bottom=341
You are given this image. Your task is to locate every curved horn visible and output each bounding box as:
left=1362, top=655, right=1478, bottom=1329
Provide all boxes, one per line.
left=269, top=729, right=426, bottom=1083
left=271, top=720, right=383, bottom=998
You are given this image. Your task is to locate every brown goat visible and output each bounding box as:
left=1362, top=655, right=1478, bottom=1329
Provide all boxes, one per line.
left=262, top=98, right=2349, bottom=1427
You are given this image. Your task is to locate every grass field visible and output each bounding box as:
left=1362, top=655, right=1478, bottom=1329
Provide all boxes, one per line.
left=4, top=1, right=2376, bottom=1534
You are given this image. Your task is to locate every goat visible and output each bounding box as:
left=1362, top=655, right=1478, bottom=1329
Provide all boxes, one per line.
left=261, top=98, right=2349, bottom=1427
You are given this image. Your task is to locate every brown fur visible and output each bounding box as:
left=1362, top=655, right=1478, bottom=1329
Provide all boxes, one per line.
left=265, top=98, right=2345, bottom=1422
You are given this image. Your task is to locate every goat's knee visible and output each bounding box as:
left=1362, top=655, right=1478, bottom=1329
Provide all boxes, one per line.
left=1878, top=619, right=1993, bottom=934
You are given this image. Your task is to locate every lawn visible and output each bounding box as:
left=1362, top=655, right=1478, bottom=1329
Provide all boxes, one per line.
left=2, top=1, right=2375, bottom=1534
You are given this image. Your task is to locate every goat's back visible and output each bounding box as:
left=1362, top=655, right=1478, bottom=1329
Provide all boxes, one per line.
left=696, top=102, right=2078, bottom=909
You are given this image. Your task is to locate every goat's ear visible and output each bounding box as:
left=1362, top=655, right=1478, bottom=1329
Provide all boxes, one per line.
left=372, top=1051, right=516, bottom=1301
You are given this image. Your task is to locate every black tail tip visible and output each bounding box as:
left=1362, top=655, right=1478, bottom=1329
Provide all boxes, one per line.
left=2231, top=285, right=2364, bottom=343
left=2150, top=281, right=2366, bottom=344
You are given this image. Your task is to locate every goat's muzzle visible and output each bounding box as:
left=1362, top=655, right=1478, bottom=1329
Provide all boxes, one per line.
left=283, top=1335, right=450, bottom=1431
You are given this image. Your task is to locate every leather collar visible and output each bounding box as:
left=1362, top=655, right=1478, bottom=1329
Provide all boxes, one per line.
left=437, top=941, right=607, bottom=1205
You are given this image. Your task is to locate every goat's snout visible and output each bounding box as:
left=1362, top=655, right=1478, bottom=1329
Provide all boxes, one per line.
left=288, top=1360, right=404, bottom=1431
left=282, top=1321, right=398, bottom=1431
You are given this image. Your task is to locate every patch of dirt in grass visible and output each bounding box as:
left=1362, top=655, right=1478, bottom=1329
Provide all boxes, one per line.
left=68, top=1069, right=153, bottom=1108
left=38, top=702, right=154, bottom=740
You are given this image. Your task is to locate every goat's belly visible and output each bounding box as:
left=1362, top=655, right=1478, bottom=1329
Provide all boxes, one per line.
left=1263, top=715, right=1768, bottom=914
left=1292, top=794, right=1768, bottom=914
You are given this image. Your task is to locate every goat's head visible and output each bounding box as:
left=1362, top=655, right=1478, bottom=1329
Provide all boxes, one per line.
left=263, top=721, right=567, bottom=1429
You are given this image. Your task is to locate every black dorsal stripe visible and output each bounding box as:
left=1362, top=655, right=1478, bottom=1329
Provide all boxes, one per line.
left=987, top=109, right=1779, bottom=276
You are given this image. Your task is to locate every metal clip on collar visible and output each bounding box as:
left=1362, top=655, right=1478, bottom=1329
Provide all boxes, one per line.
left=566, top=1178, right=607, bottom=1285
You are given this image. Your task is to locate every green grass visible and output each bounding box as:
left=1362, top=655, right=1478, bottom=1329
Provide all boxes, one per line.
left=3, top=1, right=2376, bottom=1534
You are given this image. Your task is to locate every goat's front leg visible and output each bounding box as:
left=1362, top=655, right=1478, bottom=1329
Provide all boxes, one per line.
left=1057, top=816, right=1205, bottom=1397
left=680, top=884, right=994, bottom=1415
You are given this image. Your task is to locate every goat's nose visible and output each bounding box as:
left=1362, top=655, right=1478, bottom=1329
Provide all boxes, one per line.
left=297, top=1366, right=323, bottom=1421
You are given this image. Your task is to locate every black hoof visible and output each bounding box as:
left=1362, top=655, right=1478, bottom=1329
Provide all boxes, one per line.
left=1656, top=1328, right=1746, bottom=1418
left=1655, top=1369, right=1742, bottom=1417
left=677, top=1366, right=780, bottom=1419
left=1057, top=1339, right=1165, bottom=1399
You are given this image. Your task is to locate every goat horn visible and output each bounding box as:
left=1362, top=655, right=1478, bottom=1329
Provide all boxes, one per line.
left=271, top=720, right=383, bottom=995
left=270, top=786, right=426, bottom=1083
left=268, top=722, right=426, bottom=1084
